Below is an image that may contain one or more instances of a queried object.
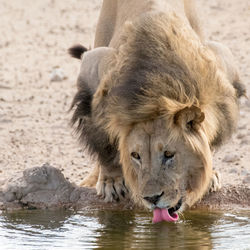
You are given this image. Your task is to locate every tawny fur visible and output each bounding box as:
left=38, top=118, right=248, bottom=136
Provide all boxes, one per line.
left=70, top=0, right=244, bottom=209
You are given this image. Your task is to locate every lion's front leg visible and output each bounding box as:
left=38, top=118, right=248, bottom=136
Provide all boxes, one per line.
left=208, top=170, right=222, bottom=193
left=96, top=163, right=128, bottom=202
left=80, top=164, right=99, bottom=188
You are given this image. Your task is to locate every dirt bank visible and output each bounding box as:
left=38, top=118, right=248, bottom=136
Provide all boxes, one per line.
left=0, top=165, right=249, bottom=212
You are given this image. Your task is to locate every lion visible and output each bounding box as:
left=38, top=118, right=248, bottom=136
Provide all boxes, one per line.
left=69, top=0, right=245, bottom=222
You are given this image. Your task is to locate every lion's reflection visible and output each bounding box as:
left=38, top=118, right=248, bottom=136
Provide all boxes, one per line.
left=93, top=210, right=217, bottom=249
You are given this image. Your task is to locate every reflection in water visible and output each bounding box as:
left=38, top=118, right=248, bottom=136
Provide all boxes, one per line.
left=93, top=210, right=215, bottom=249
left=0, top=209, right=249, bottom=249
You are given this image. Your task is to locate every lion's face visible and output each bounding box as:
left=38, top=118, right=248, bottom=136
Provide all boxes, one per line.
left=120, top=118, right=212, bottom=213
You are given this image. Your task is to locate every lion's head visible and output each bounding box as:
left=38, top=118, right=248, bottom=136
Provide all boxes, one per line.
left=117, top=109, right=212, bottom=219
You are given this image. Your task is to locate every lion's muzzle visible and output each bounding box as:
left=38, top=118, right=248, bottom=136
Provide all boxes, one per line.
left=143, top=191, right=164, bottom=205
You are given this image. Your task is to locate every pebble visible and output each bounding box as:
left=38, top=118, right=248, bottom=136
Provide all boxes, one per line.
left=237, top=133, right=246, bottom=139
left=50, top=68, right=66, bottom=82
left=243, top=176, right=250, bottom=185
left=241, top=170, right=249, bottom=176
left=222, top=154, right=240, bottom=163
left=229, top=169, right=238, bottom=174
left=239, top=111, right=246, bottom=118
left=240, top=139, right=250, bottom=146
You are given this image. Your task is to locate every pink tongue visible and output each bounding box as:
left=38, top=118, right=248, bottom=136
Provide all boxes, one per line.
left=152, top=208, right=179, bottom=223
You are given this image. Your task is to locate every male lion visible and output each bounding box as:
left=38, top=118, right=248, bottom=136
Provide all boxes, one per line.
left=69, top=0, right=245, bottom=222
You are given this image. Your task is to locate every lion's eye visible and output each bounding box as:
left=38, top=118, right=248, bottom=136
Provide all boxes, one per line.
left=131, top=152, right=141, bottom=160
left=164, top=151, right=175, bottom=159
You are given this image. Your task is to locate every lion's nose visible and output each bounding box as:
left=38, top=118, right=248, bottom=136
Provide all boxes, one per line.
left=143, top=192, right=164, bottom=205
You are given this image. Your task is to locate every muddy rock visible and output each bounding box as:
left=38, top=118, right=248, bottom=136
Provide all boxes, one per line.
left=0, top=164, right=132, bottom=210
left=1, top=164, right=75, bottom=205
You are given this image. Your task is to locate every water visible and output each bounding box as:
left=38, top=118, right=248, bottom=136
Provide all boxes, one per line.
left=0, top=209, right=249, bottom=250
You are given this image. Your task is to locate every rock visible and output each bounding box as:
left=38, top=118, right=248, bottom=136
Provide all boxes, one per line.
left=0, top=164, right=131, bottom=210
left=69, top=188, right=82, bottom=202
left=2, top=163, right=75, bottom=203
left=50, top=67, right=66, bottom=82
left=222, top=154, right=240, bottom=163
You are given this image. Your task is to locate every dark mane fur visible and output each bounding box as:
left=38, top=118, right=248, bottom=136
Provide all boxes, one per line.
left=70, top=79, right=119, bottom=168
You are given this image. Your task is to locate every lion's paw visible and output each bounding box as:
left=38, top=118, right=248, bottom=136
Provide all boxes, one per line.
left=96, top=175, right=128, bottom=203
left=208, top=171, right=222, bottom=193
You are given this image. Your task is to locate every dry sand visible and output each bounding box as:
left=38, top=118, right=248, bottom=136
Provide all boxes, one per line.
left=0, top=0, right=249, bottom=209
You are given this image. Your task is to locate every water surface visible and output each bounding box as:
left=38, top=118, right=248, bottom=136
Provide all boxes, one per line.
left=0, top=209, right=249, bottom=249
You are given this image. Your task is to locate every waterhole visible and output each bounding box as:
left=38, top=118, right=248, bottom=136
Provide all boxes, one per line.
left=0, top=209, right=249, bottom=249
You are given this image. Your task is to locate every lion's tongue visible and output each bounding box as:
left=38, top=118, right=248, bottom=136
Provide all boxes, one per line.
left=152, top=208, right=179, bottom=223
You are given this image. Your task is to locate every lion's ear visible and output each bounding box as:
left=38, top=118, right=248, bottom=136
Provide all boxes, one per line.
left=174, top=106, right=205, bottom=131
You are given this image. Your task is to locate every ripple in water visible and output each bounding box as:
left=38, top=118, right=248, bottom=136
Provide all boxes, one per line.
left=0, top=209, right=249, bottom=249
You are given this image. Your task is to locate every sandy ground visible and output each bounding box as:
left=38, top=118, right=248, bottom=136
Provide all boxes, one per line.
left=0, top=1, right=249, bottom=208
